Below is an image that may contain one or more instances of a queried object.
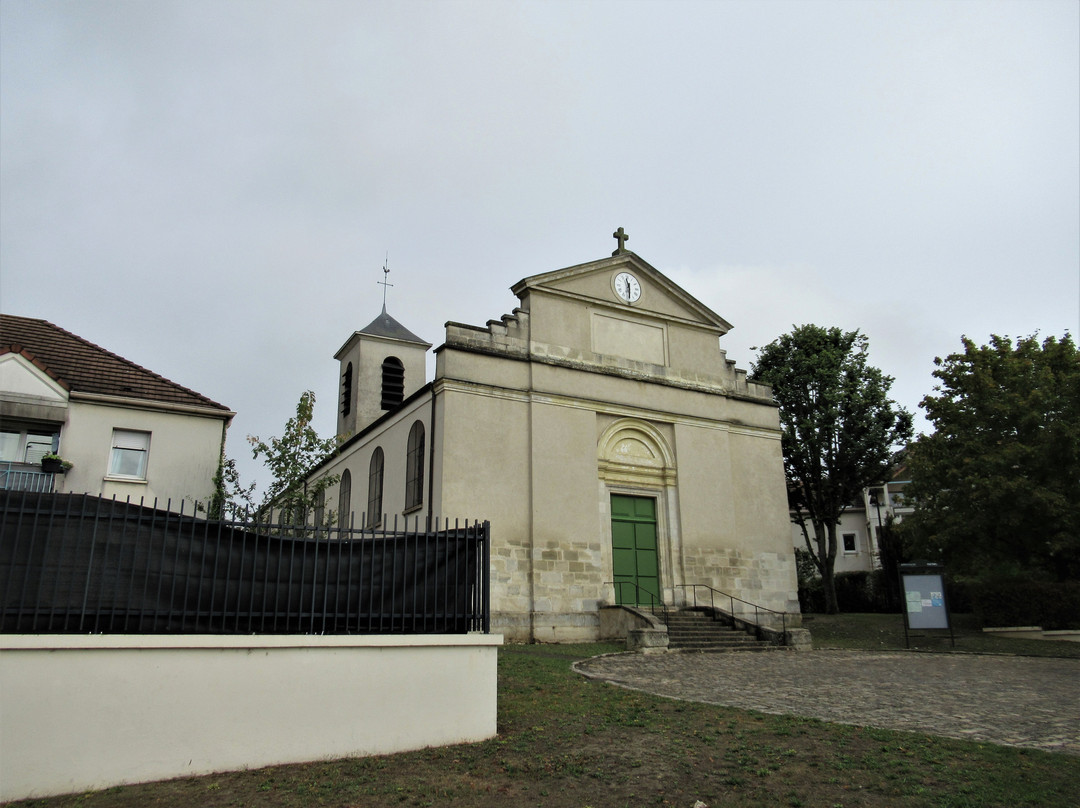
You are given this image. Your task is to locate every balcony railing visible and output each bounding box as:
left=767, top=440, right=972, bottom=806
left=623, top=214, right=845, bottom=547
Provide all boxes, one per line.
left=0, top=463, right=54, bottom=493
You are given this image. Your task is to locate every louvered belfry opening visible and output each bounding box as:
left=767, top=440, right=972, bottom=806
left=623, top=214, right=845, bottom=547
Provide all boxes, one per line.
left=380, top=356, right=404, bottom=409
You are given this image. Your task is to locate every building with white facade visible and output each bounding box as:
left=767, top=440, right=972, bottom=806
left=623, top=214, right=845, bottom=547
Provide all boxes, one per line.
left=791, top=469, right=913, bottom=574
left=1, top=315, right=234, bottom=509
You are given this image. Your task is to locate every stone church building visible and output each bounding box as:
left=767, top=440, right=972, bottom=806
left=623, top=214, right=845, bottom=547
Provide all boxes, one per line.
left=308, top=236, right=798, bottom=642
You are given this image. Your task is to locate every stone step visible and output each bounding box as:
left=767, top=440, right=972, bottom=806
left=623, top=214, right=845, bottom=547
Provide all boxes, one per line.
left=664, top=611, right=730, bottom=621
left=665, top=621, right=741, bottom=632
left=665, top=621, right=739, bottom=632
left=665, top=626, right=751, bottom=639
left=665, top=623, right=742, bottom=634
left=671, top=635, right=764, bottom=644
left=663, top=609, right=772, bottom=652
left=664, top=617, right=739, bottom=628
left=669, top=630, right=756, bottom=638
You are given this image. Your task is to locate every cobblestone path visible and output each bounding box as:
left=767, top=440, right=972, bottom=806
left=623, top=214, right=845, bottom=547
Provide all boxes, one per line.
left=574, top=649, right=1080, bottom=755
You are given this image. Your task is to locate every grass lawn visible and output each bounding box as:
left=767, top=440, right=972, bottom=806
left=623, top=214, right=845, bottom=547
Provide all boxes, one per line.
left=9, top=619, right=1079, bottom=808
left=806, top=611, right=1080, bottom=658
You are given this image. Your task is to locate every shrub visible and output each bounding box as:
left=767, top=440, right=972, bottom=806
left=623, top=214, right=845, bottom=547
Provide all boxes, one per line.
left=798, top=576, right=825, bottom=613
left=944, top=577, right=974, bottom=614
left=799, top=570, right=898, bottom=614
left=833, top=571, right=876, bottom=612
left=970, top=578, right=1080, bottom=630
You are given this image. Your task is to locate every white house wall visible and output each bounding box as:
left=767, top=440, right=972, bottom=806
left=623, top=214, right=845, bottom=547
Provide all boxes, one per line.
left=59, top=400, right=225, bottom=508
left=791, top=509, right=876, bottom=574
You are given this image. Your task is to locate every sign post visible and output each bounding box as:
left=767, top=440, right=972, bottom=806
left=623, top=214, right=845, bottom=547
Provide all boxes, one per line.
left=899, top=562, right=954, bottom=648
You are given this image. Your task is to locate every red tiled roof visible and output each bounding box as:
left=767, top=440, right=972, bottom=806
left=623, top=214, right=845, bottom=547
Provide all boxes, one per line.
left=0, top=314, right=231, bottom=414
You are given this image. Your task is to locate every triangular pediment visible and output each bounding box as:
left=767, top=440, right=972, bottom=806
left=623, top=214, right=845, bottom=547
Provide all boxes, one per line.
left=511, top=252, right=732, bottom=335
left=0, top=351, right=70, bottom=404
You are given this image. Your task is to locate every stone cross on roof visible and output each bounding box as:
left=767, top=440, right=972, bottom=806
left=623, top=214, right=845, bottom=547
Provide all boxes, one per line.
left=612, top=226, right=630, bottom=256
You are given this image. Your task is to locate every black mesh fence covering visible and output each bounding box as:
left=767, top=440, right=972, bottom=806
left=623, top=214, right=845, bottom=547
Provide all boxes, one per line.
left=1, top=492, right=490, bottom=635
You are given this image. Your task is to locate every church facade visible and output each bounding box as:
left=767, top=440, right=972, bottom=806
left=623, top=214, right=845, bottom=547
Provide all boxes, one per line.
left=309, top=242, right=799, bottom=642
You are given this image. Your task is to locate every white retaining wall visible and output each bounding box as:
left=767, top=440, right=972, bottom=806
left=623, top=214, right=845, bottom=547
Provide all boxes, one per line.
left=0, top=633, right=502, bottom=801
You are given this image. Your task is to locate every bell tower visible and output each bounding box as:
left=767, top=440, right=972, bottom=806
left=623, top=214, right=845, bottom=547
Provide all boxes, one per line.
left=334, top=263, right=431, bottom=437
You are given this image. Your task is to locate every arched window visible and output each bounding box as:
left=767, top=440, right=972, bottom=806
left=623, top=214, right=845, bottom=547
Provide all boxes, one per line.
left=405, top=421, right=425, bottom=510
left=338, top=469, right=352, bottom=528
left=381, top=357, right=404, bottom=410
left=367, top=448, right=384, bottom=527
left=341, top=362, right=353, bottom=417
left=313, top=487, right=326, bottom=528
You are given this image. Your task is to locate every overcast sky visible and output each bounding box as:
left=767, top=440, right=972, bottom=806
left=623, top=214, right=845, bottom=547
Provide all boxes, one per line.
left=2, top=0, right=1077, bottom=499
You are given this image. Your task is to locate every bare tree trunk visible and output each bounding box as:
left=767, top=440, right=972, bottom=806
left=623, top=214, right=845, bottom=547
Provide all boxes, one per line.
left=822, top=521, right=840, bottom=614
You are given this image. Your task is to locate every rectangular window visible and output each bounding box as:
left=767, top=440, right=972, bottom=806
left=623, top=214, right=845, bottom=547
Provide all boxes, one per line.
left=0, top=431, right=21, bottom=462
left=842, top=533, right=857, bottom=553
left=0, top=425, right=60, bottom=464
left=109, top=429, right=150, bottom=479
left=25, top=432, right=56, bottom=464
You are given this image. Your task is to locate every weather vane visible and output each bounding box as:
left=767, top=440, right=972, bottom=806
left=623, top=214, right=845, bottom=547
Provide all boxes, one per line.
left=378, top=252, right=394, bottom=312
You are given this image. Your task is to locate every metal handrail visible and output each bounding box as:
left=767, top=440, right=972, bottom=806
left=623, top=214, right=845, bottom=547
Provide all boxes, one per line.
left=602, top=580, right=668, bottom=624
left=674, top=582, right=788, bottom=638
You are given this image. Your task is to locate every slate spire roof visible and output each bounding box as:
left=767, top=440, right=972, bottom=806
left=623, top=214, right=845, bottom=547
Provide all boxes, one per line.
left=0, top=314, right=232, bottom=413
left=358, top=307, right=431, bottom=346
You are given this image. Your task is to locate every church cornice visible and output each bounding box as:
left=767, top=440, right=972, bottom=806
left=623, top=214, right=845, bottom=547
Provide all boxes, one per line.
left=435, top=340, right=776, bottom=406
left=434, top=376, right=783, bottom=441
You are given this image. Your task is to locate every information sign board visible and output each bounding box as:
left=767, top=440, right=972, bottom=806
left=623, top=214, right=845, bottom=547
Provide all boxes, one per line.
left=902, top=572, right=949, bottom=630
left=899, top=563, right=954, bottom=647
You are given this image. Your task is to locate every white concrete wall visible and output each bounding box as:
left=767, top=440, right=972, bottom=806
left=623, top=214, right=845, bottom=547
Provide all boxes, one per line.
left=0, top=633, right=502, bottom=802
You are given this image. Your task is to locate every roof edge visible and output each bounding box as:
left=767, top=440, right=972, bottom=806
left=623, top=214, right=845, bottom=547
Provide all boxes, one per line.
left=69, top=391, right=236, bottom=423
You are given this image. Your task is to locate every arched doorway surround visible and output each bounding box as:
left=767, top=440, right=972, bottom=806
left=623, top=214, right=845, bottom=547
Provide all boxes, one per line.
left=597, top=419, right=682, bottom=606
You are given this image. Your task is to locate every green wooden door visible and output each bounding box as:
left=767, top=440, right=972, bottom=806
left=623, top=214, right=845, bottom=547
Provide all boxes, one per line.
left=610, top=494, right=660, bottom=606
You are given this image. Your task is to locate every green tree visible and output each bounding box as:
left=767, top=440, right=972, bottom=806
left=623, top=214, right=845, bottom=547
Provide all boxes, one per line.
left=248, top=390, right=340, bottom=526
left=207, top=455, right=256, bottom=520
left=752, top=325, right=913, bottom=614
left=903, top=333, right=1080, bottom=581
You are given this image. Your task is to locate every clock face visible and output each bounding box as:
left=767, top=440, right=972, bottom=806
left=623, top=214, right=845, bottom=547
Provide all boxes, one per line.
left=614, top=272, right=641, bottom=303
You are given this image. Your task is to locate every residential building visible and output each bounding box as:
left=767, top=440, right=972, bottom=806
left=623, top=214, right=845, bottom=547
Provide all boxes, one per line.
left=0, top=315, right=234, bottom=508
left=790, top=468, right=913, bottom=573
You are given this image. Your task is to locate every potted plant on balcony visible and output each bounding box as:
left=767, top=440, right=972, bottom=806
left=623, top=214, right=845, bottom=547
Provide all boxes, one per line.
left=41, top=454, right=72, bottom=474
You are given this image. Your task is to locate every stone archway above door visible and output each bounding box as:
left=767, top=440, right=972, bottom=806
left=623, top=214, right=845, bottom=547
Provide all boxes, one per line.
left=597, top=419, right=676, bottom=487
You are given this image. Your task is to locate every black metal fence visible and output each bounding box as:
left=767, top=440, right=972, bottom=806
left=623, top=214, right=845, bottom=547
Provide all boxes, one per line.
left=1, top=491, right=490, bottom=635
